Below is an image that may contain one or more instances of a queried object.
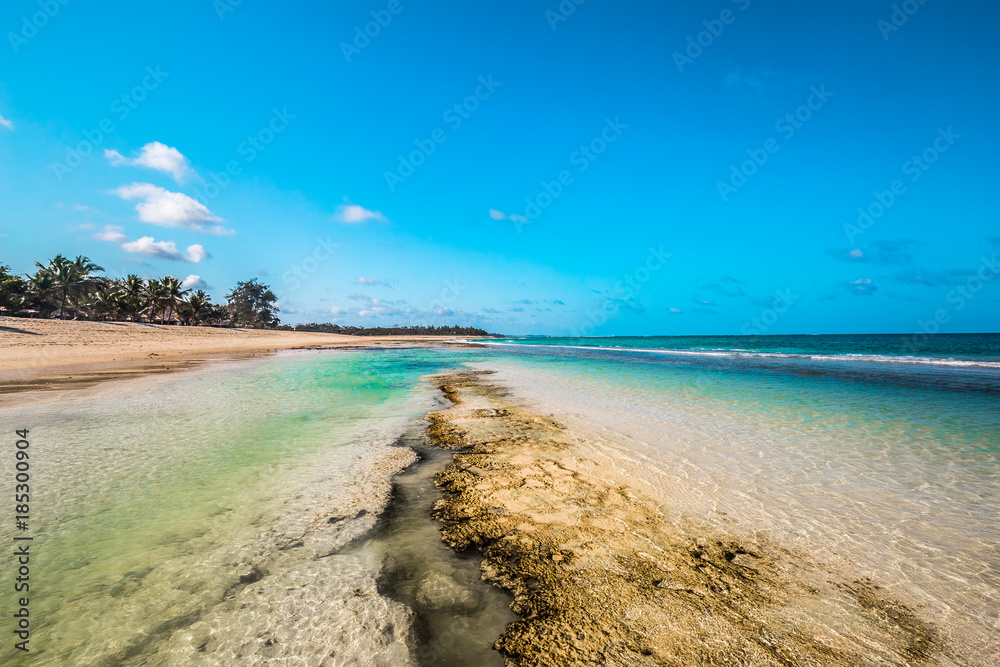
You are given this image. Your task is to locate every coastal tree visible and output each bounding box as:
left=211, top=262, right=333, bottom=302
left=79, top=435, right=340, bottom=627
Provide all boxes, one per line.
left=33, top=254, right=104, bottom=319
left=159, top=276, right=188, bottom=324
left=24, top=270, right=58, bottom=316
left=0, top=264, right=28, bottom=312
left=145, top=278, right=164, bottom=323
left=226, top=278, right=279, bottom=328
left=178, top=289, right=213, bottom=325
left=144, top=277, right=189, bottom=324
left=91, top=284, right=124, bottom=321
left=119, top=275, right=147, bottom=321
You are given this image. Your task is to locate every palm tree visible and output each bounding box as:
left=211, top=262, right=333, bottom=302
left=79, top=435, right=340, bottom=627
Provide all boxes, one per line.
left=91, top=285, right=124, bottom=321
left=71, top=255, right=104, bottom=275
left=183, top=290, right=212, bottom=325
left=145, top=278, right=164, bottom=323
left=159, top=276, right=189, bottom=324
left=34, top=254, right=104, bottom=319
left=120, top=275, right=146, bottom=321
left=24, top=270, right=58, bottom=316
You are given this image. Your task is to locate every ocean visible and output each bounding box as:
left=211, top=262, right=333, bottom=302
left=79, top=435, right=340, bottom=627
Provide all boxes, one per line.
left=1, top=334, right=997, bottom=664
left=476, top=333, right=1000, bottom=663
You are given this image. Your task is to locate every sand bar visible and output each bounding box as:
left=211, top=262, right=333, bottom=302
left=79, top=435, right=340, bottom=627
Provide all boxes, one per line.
left=426, top=370, right=944, bottom=666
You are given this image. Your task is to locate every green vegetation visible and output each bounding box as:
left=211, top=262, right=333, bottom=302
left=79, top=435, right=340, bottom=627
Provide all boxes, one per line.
left=287, top=323, right=498, bottom=337
left=1, top=256, right=500, bottom=335
left=0, top=256, right=244, bottom=326
left=225, top=278, right=279, bottom=329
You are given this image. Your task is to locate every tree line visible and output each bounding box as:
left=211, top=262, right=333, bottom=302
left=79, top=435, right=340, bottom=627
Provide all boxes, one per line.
left=0, top=255, right=279, bottom=328
left=1, top=255, right=499, bottom=336
left=286, top=323, right=498, bottom=337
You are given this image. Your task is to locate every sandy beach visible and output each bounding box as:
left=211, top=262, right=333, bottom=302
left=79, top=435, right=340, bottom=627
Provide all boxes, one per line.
left=0, top=323, right=993, bottom=664
left=0, top=317, right=470, bottom=396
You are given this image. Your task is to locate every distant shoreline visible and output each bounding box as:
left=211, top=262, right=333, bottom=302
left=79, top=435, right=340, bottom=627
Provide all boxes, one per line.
left=0, top=316, right=482, bottom=397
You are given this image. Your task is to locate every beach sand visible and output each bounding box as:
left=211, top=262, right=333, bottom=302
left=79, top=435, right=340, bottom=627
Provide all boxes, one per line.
left=426, top=370, right=945, bottom=666
left=0, top=321, right=956, bottom=664
left=0, top=316, right=469, bottom=396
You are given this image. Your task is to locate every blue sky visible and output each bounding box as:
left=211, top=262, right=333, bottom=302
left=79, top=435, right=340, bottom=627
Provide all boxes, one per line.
left=1, top=0, right=998, bottom=335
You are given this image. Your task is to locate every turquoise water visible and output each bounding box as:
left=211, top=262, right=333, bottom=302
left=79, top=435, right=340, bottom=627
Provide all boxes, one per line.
left=492, top=332, right=1000, bottom=366
left=2, top=335, right=998, bottom=664
left=472, top=334, right=1000, bottom=663
left=0, top=348, right=475, bottom=666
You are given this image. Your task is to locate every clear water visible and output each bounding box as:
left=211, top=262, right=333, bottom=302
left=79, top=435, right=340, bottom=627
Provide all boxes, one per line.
left=2, top=334, right=998, bottom=664
left=488, top=332, right=1000, bottom=368
left=0, top=348, right=478, bottom=666
left=471, top=335, right=1000, bottom=664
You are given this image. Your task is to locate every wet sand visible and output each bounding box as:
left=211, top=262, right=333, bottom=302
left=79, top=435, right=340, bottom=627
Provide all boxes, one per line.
left=0, top=317, right=477, bottom=398
left=425, top=370, right=947, bottom=666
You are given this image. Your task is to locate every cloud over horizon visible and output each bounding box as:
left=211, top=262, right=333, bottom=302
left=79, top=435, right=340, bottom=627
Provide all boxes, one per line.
left=120, top=236, right=209, bottom=263
left=355, top=277, right=396, bottom=288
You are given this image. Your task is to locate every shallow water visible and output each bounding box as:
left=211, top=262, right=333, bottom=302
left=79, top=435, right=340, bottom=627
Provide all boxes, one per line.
left=342, top=428, right=515, bottom=667
left=0, top=348, right=486, bottom=666
left=3, top=338, right=998, bottom=664
left=473, top=341, right=1000, bottom=664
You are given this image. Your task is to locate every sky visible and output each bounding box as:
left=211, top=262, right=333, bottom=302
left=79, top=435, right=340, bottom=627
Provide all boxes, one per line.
left=1, top=0, right=998, bottom=336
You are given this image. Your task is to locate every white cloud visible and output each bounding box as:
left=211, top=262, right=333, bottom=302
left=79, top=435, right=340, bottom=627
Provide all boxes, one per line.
left=121, top=236, right=209, bottom=263
left=180, top=274, right=206, bottom=289
left=355, top=277, right=396, bottom=288
left=669, top=307, right=682, bottom=313
left=333, top=203, right=387, bottom=224
left=489, top=208, right=528, bottom=223
left=0, top=113, right=12, bottom=130
left=94, top=225, right=127, bottom=242
left=112, top=183, right=231, bottom=235
left=848, top=248, right=864, bottom=258
left=105, top=142, right=196, bottom=182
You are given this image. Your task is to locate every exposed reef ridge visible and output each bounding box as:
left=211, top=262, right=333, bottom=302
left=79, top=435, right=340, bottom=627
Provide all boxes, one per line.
left=425, top=370, right=945, bottom=666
